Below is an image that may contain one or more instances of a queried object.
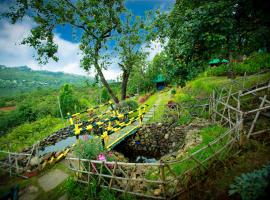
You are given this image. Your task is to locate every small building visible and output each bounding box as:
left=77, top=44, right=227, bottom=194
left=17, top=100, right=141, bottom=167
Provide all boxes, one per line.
left=153, top=74, right=166, bottom=90
left=209, top=58, right=229, bottom=67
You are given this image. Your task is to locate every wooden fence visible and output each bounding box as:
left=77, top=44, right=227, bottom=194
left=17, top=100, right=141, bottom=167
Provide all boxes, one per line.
left=0, top=142, right=40, bottom=178
left=66, top=72, right=270, bottom=199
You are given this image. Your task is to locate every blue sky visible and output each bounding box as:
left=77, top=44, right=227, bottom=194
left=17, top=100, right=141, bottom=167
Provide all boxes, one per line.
left=0, top=0, right=175, bottom=79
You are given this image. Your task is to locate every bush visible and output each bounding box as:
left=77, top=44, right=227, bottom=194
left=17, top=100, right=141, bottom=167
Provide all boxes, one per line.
left=229, top=163, right=270, bottom=200
left=101, top=87, right=110, bottom=103
left=118, top=100, right=139, bottom=112
left=171, top=88, right=176, bottom=95
left=59, top=84, right=80, bottom=116
left=0, top=117, right=65, bottom=152
left=74, top=138, right=104, bottom=160
left=207, top=52, right=270, bottom=76
left=138, top=93, right=151, bottom=103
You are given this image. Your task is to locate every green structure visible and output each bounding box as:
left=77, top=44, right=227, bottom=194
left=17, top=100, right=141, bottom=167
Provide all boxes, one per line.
left=209, top=58, right=229, bottom=66
left=153, top=74, right=166, bottom=90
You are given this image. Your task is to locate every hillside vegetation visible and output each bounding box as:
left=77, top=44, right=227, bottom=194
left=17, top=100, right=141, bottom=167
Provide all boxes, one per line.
left=0, top=65, right=94, bottom=97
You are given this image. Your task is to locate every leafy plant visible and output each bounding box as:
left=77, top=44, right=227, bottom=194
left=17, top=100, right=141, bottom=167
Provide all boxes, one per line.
left=74, top=138, right=104, bottom=160
left=59, top=84, right=79, bottom=116
left=229, top=163, right=270, bottom=200
left=101, top=87, right=110, bottom=103
left=171, top=88, right=176, bottom=95
left=118, top=99, right=139, bottom=112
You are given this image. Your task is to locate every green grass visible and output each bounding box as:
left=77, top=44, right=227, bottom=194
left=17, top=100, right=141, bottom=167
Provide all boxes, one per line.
left=182, top=72, right=270, bottom=98
left=0, top=117, right=66, bottom=152
left=148, top=90, right=170, bottom=122
left=170, top=125, right=228, bottom=177
left=143, top=93, right=158, bottom=108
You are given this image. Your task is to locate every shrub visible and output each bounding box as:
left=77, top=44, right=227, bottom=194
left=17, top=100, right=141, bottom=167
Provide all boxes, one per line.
left=74, top=138, right=104, bottom=160
left=101, top=87, right=110, bottom=103
left=118, top=99, right=139, bottom=112
left=229, top=163, right=270, bottom=200
left=138, top=93, right=151, bottom=103
left=207, top=52, right=270, bottom=76
left=0, top=117, right=65, bottom=152
left=59, top=84, right=79, bottom=116
left=171, top=88, right=176, bottom=95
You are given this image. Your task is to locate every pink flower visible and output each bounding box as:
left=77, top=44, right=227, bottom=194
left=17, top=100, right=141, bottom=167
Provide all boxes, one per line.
left=97, top=153, right=106, bottom=161
left=108, top=152, right=113, bottom=157
left=83, top=135, right=89, bottom=140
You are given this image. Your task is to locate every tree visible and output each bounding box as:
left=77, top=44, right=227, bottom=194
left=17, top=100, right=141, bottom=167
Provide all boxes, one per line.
left=59, top=84, right=78, bottom=116
left=116, top=13, right=147, bottom=100
left=4, top=0, right=125, bottom=103
left=151, top=0, right=270, bottom=84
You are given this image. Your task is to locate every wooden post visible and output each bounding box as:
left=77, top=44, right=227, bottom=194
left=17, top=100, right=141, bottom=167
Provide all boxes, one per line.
left=15, top=157, right=19, bottom=174
left=220, top=87, right=232, bottom=123
left=57, top=96, right=64, bottom=119
left=247, top=95, right=267, bottom=138
left=8, top=146, right=11, bottom=177
left=160, top=161, right=166, bottom=198
left=36, top=142, right=40, bottom=170
left=242, top=72, right=246, bottom=90
left=212, top=90, right=216, bottom=123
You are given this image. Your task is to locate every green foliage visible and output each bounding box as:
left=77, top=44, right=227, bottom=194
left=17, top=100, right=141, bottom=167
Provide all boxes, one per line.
left=64, top=177, right=128, bottom=200
left=59, top=84, right=79, bottom=116
left=116, top=13, right=148, bottom=100
left=178, top=110, right=192, bottom=125
left=119, top=99, right=139, bottom=112
left=171, top=125, right=228, bottom=176
left=207, top=52, right=270, bottom=76
left=4, top=0, right=127, bottom=103
left=0, top=117, right=65, bottom=152
left=229, top=163, right=270, bottom=200
left=74, top=138, right=104, bottom=160
left=0, top=65, right=92, bottom=97
left=149, top=0, right=270, bottom=85
left=170, top=88, right=176, bottom=95
left=101, top=87, right=110, bottom=103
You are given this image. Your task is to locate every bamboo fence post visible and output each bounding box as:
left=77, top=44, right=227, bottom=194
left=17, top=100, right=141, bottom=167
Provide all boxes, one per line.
left=247, top=95, right=267, bottom=138
left=109, top=162, right=117, bottom=189
left=98, top=162, right=104, bottom=185
left=26, top=144, right=36, bottom=169
left=8, top=145, right=11, bottom=177
left=88, top=161, right=90, bottom=184
left=212, top=90, right=216, bottom=123
left=15, top=157, right=19, bottom=174
left=36, top=141, right=40, bottom=170
left=221, top=87, right=232, bottom=123
left=236, top=91, right=242, bottom=129
left=242, top=72, right=246, bottom=90
left=189, top=155, right=207, bottom=170
left=228, top=107, right=232, bottom=129
left=160, top=162, right=166, bottom=198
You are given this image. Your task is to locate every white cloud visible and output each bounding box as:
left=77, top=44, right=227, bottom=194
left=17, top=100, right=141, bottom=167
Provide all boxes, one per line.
left=141, top=39, right=166, bottom=61
left=0, top=17, right=121, bottom=80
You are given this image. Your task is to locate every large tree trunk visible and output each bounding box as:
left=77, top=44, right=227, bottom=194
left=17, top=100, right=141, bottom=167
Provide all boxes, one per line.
left=94, top=40, right=119, bottom=104
left=95, top=64, right=119, bottom=104
left=121, top=70, right=129, bottom=100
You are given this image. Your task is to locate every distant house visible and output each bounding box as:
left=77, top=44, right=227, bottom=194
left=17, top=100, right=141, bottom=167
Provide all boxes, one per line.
left=153, top=74, right=166, bottom=90
left=209, top=58, right=229, bottom=67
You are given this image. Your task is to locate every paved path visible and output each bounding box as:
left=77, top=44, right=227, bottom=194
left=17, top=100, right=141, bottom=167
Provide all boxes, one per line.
left=143, top=93, right=161, bottom=123
left=38, top=169, right=68, bottom=192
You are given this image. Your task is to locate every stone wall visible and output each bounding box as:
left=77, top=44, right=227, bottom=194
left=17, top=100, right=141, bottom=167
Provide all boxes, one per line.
left=114, top=123, right=186, bottom=161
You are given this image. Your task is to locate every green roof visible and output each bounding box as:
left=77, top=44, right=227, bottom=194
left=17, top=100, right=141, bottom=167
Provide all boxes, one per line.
left=153, top=74, right=165, bottom=83
left=209, top=58, right=229, bottom=65
left=221, top=59, right=229, bottom=63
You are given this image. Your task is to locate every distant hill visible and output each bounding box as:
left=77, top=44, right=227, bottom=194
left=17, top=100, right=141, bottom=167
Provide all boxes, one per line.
left=0, top=65, right=94, bottom=97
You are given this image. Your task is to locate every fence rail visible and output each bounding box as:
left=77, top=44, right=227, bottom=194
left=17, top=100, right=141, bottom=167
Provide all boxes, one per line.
left=66, top=73, right=270, bottom=199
